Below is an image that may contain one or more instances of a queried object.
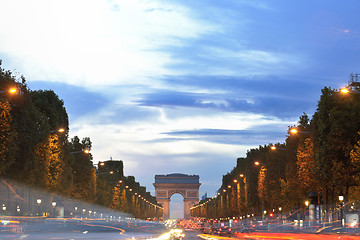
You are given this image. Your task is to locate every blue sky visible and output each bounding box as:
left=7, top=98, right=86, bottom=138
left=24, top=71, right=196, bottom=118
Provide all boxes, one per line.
left=1, top=0, right=359, bottom=217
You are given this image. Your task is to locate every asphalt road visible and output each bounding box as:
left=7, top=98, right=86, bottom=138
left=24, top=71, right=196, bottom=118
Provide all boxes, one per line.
left=0, top=218, right=166, bottom=239
left=182, top=229, right=203, bottom=239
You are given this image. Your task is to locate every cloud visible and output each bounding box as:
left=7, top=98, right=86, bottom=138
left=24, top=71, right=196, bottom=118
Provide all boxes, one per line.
left=0, top=0, right=217, bottom=89
left=134, top=75, right=319, bottom=119
left=161, top=128, right=286, bottom=145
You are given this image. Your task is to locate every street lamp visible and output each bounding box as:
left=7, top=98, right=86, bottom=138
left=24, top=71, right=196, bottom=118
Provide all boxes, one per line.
left=36, top=199, right=42, bottom=216
left=52, top=202, right=57, bottom=217
left=0, top=87, right=18, bottom=94
left=339, top=195, right=344, bottom=226
left=340, top=87, right=360, bottom=94
left=70, top=149, right=90, bottom=155
left=270, top=145, right=286, bottom=151
left=255, top=161, right=265, bottom=166
left=289, top=127, right=310, bottom=134
left=50, top=128, right=65, bottom=133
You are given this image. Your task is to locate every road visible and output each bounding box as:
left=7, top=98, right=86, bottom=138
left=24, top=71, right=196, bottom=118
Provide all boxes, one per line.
left=0, top=217, right=166, bottom=239
left=3, top=218, right=360, bottom=240
left=182, top=229, right=203, bottom=239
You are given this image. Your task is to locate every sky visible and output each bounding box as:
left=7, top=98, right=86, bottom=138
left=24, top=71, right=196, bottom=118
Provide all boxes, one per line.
left=1, top=0, right=360, bottom=218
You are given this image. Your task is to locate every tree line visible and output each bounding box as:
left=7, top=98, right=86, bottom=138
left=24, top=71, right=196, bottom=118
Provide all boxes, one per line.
left=192, top=79, right=360, bottom=221
left=0, top=61, right=162, bottom=219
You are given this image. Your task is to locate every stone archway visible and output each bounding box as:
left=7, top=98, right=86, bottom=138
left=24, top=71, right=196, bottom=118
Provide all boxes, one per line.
left=153, top=173, right=201, bottom=219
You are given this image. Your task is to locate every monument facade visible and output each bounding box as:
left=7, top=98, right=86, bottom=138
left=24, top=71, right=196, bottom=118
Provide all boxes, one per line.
left=153, top=173, right=201, bottom=219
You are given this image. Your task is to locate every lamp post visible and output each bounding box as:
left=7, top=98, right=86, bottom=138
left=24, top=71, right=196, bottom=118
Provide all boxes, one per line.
left=2, top=204, right=6, bottom=215
left=52, top=202, right=57, bottom=218
left=339, top=195, right=344, bottom=227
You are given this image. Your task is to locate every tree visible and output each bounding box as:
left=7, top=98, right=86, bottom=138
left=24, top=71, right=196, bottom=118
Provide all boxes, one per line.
left=297, top=137, right=320, bottom=195
left=349, top=134, right=360, bottom=200
left=0, top=101, right=17, bottom=174
left=258, top=166, right=267, bottom=204
left=313, top=87, right=360, bottom=203
left=69, top=136, right=96, bottom=202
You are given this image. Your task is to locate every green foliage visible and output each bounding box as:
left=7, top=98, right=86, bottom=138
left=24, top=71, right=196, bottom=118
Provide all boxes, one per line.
left=0, top=101, right=17, bottom=174
left=69, top=136, right=96, bottom=202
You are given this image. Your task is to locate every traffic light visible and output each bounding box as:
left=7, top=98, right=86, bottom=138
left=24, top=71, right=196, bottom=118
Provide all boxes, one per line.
left=269, top=212, right=274, bottom=217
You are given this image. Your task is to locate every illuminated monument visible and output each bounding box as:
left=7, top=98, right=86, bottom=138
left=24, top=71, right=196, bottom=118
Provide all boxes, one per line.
left=153, top=173, right=201, bottom=219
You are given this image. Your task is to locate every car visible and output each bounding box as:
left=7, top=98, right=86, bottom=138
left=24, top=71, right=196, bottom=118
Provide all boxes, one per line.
left=203, top=225, right=217, bottom=234
left=235, top=225, right=255, bottom=233
left=216, top=226, right=233, bottom=236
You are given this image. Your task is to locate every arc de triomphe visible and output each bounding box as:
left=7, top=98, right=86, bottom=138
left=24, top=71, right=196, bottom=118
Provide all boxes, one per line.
left=153, top=173, right=201, bottom=219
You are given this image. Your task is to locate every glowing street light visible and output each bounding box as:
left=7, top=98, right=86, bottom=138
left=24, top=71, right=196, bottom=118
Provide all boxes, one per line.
left=50, top=128, right=65, bottom=133
left=255, top=161, right=265, bottom=166
left=290, top=128, right=298, bottom=134
left=289, top=127, right=310, bottom=134
left=340, top=88, right=350, bottom=94
left=339, top=195, right=344, bottom=226
left=270, top=145, right=287, bottom=151
left=340, top=87, right=360, bottom=94
left=70, top=149, right=90, bottom=155
left=0, top=87, right=17, bottom=94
